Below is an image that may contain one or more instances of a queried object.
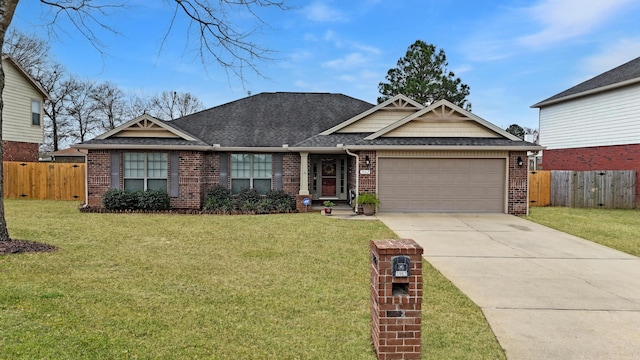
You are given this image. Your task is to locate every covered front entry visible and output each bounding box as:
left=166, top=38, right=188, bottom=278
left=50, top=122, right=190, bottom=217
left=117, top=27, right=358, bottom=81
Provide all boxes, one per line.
left=378, top=157, right=506, bottom=212
left=311, top=155, right=348, bottom=200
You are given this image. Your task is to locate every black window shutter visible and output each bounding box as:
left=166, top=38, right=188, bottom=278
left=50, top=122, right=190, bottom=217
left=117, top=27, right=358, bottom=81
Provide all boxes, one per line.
left=110, top=152, right=121, bottom=189
left=219, top=153, right=229, bottom=188
left=170, top=152, right=180, bottom=197
left=273, top=153, right=283, bottom=190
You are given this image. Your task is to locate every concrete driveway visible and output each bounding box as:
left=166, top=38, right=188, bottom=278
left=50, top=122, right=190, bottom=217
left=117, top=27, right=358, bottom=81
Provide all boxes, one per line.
left=376, top=213, right=640, bottom=360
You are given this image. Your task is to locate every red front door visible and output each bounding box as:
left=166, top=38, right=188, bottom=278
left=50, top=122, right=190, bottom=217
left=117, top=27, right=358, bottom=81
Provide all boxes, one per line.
left=321, top=158, right=337, bottom=197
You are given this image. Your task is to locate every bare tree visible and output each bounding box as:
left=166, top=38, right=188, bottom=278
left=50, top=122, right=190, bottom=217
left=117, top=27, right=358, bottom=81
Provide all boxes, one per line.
left=64, top=77, right=100, bottom=143
left=0, top=0, right=288, bottom=242
left=91, top=81, right=126, bottom=131
left=41, top=63, right=75, bottom=151
left=3, top=28, right=51, bottom=77
left=149, top=90, right=204, bottom=120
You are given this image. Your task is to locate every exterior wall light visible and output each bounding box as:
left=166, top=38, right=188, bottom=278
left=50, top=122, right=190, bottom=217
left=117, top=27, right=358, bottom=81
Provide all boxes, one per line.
left=365, top=155, right=371, bottom=167
left=517, top=156, right=524, bottom=167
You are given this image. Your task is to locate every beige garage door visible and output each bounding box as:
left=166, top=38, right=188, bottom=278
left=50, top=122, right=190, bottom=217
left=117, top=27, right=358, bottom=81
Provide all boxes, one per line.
left=378, top=158, right=506, bottom=212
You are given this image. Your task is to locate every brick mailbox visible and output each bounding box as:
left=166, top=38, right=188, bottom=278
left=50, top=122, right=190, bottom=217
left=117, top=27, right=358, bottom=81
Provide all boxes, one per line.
left=370, top=239, right=423, bottom=360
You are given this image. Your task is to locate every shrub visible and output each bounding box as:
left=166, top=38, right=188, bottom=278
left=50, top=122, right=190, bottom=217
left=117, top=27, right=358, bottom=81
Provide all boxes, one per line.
left=137, top=189, right=171, bottom=211
left=235, top=188, right=261, bottom=209
left=266, top=190, right=294, bottom=212
left=102, top=189, right=170, bottom=211
left=102, top=189, right=139, bottom=210
left=203, top=185, right=232, bottom=211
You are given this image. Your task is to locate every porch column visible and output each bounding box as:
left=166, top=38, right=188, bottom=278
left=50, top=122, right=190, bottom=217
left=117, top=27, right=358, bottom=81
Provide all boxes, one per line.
left=299, top=151, right=310, bottom=195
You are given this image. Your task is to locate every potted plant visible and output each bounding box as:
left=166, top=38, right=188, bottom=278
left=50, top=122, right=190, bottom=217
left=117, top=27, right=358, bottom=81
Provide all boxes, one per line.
left=357, top=193, right=380, bottom=216
left=323, top=200, right=335, bottom=215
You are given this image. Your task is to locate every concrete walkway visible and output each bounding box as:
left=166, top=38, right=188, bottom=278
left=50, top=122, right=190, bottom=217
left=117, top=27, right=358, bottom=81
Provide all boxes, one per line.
left=376, top=213, right=640, bottom=360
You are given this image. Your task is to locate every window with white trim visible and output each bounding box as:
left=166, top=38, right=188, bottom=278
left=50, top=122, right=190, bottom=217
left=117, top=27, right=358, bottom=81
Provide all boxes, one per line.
left=124, top=153, right=168, bottom=191
left=31, top=100, right=41, bottom=126
left=231, top=154, right=272, bottom=194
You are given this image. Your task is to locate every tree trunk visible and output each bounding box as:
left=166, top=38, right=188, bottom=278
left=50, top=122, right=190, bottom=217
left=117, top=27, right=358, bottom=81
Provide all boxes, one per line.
left=0, top=0, right=20, bottom=241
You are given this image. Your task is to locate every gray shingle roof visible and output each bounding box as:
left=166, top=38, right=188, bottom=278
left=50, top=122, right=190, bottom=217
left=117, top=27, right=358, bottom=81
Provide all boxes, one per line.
left=169, top=92, right=374, bottom=147
left=80, top=137, right=209, bottom=147
left=533, top=56, right=640, bottom=107
left=295, top=134, right=536, bottom=148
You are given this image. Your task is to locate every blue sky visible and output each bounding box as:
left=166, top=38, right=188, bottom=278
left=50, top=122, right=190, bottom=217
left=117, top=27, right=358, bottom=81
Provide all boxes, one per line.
left=10, top=0, right=640, bottom=130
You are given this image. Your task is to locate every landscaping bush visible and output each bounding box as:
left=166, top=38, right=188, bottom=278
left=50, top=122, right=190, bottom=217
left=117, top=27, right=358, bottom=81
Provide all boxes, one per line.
left=137, top=189, right=171, bottom=211
left=203, top=185, right=233, bottom=211
left=266, top=189, right=294, bottom=212
left=235, top=188, right=261, bottom=211
left=102, top=189, right=170, bottom=211
left=102, top=189, right=139, bottom=210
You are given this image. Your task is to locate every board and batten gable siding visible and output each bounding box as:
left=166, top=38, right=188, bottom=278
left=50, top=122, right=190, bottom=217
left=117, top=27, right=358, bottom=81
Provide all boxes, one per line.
left=337, top=110, right=415, bottom=133
left=539, top=83, right=640, bottom=150
left=383, top=117, right=501, bottom=138
left=2, top=59, right=44, bottom=144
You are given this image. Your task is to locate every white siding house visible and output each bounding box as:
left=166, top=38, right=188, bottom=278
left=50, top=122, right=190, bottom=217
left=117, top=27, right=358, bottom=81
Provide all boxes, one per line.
left=532, top=55, right=640, bottom=205
left=2, top=55, right=49, bottom=161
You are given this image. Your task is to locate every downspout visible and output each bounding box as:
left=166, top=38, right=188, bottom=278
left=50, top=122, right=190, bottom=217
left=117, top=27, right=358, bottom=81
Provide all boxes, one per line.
left=344, top=147, right=359, bottom=212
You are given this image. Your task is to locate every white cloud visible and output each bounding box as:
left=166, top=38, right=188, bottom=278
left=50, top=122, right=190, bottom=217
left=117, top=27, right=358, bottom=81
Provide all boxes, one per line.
left=322, top=53, right=368, bottom=69
left=517, top=0, right=636, bottom=48
left=579, top=38, right=640, bottom=79
left=303, top=2, right=348, bottom=22
left=465, top=0, right=639, bottom=61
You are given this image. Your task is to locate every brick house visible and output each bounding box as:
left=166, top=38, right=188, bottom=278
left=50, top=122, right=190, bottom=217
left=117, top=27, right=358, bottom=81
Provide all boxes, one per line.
left=74, top=92, right=541, bottom=215
left=2, top=55, right=49, bottom=162
left=532, top=56, right=640, bottom=204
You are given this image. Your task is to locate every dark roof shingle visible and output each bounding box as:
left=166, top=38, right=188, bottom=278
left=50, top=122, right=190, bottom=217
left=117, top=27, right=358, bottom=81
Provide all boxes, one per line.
left=169, top=92, right=374, bottom=147
left=533, top=56, right=640, bottom=107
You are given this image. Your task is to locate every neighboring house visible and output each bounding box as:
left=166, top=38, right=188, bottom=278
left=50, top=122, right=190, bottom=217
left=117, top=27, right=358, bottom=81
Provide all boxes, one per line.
left=532, top=56, right=640, bottom=204
left=47, top=148, right=87, bottom=163
left=2, top=55, right=49, bottom=162
left=73, top=92, right=541, bottom=215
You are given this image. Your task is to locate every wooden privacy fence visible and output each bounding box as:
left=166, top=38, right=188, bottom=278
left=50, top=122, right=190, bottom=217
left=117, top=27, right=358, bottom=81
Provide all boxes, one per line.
left=528, top=170, right=551, bottom=207
left=3, top=161, right=85, bottom=201
left=529, top=170, right=635, bottom=209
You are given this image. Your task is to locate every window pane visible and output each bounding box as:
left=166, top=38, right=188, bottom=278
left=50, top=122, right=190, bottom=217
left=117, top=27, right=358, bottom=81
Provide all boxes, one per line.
left=147, top=179, right=168, bottom=191
left=124, top=153, right=145, bottom=178
left=253, top=154, right=272, bottom=178
left=231, top=154, right=250, bottom=178
left=231, top=179, right=250, bottom=194
left=147, top=153, right=168, bottom=178
left=253, top=179, right=271, bottom=194
left=124, top=179, right=144, bottom=192
left=31, top=100, right=41, bottom=126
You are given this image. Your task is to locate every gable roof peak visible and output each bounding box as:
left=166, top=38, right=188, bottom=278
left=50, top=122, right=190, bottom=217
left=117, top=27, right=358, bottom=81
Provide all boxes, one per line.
left=365, top=99, right=521, bottom=141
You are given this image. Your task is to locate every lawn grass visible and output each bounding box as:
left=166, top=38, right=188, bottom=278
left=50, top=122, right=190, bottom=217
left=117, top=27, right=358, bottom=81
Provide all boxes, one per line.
left=527, top=207, right=640, bottom=257
left=1, top=200, right=504, bottom=359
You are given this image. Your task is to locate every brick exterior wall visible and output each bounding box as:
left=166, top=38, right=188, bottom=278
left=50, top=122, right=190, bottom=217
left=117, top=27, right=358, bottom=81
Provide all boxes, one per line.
left=508, top=151, right=529, bottom=216
left=543, top=144, right=640, bottom=204
left=2, top=141, right=39, bottom=162
left=86, top=150, right=220, bottom=209
left=370, top=239, right=423, bottom=360
left=86, top=150, right=111, bottom=207
left=85, top=149, right=530, bottom=214
left=357, top=150, right=376, bottom=193
left=283, top=153, right=301, bottom=195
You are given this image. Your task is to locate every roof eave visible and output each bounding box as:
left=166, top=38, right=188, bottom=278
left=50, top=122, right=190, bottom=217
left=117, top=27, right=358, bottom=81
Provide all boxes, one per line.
left=531, top=77, right=640, bottom=108
left=71, top=144, right=212, bottom=151
left=343, top=145, right=546, bottom=151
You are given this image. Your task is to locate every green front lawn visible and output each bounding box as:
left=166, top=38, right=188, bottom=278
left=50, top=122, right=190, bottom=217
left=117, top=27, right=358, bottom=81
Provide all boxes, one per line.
left=527, top=207, right=640, bottom=257
left=1, top=200, right=504, bottom=359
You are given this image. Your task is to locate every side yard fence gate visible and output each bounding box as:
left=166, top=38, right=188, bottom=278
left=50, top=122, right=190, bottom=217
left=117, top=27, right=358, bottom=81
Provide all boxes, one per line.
left=529, top=170, right=635, bottom=209
left=3, top=161, right=86, bottom=201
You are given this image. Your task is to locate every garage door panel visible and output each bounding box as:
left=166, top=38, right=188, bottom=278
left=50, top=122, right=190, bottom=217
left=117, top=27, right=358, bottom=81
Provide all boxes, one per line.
left=378, top=158, right=505, bottom=213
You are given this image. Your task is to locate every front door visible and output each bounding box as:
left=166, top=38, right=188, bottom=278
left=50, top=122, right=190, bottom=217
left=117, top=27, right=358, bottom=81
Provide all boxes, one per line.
left=321, top=158, right=337, bottom=197
left=312, top=155, right=347, bottom=200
